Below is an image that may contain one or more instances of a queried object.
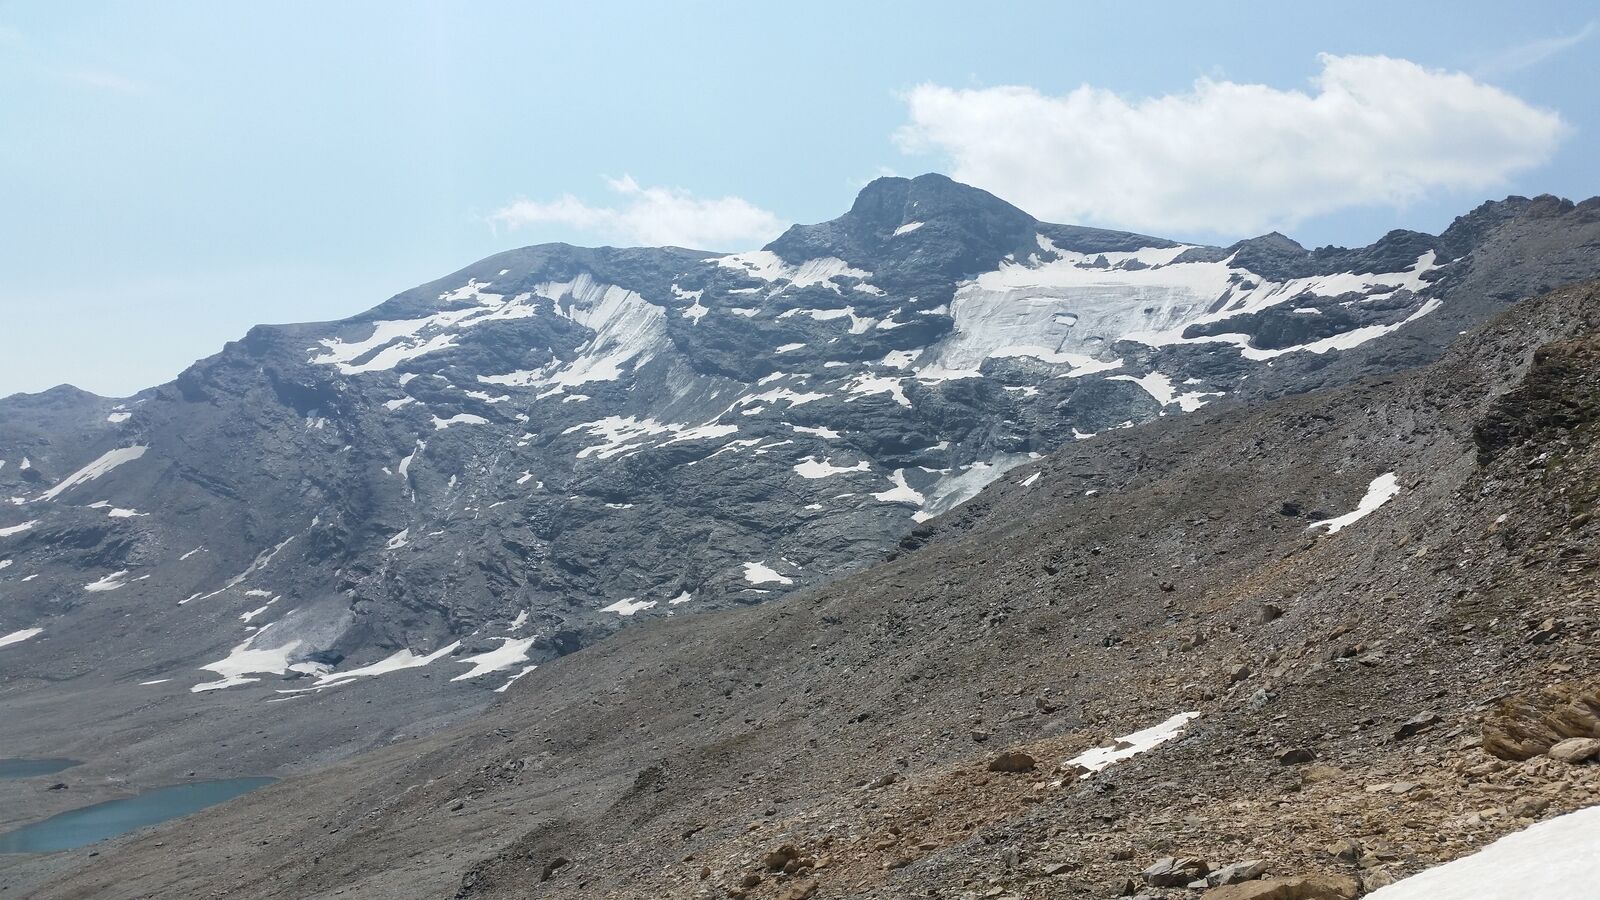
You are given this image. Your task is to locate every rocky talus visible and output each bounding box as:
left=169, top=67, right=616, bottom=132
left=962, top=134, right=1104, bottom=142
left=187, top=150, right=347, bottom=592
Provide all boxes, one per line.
left=25, top=278, right=1600, bottom=899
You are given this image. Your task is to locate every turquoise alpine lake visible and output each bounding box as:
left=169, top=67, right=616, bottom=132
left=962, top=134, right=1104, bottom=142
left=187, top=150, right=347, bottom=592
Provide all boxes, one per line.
left=0, top=777, right=275, bottom=853
left=0, top=759, right=79, bottom=780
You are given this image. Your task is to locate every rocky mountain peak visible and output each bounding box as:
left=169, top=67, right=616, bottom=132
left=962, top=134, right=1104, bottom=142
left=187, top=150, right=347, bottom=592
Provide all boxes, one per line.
left=764, top=173, right=1043, bottom=284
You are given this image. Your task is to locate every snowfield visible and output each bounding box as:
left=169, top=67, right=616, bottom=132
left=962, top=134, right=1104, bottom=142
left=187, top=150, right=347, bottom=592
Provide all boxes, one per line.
left=1367, top=804, right=1600, bottom=899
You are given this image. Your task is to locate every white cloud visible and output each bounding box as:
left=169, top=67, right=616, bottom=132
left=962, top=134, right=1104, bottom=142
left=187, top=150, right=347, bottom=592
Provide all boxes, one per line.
left=1475, top=22, right=1596, bottom=78
left=489, top=176, right=785, bottom=250
left=896, top=54, right=1568, bottom=236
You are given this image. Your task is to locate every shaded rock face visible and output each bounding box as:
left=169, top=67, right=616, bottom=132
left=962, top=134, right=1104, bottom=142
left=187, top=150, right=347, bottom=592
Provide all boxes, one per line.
left=1475, top=337, right=1600, bottom=462
left=1, top=176, right=1599, bottom=762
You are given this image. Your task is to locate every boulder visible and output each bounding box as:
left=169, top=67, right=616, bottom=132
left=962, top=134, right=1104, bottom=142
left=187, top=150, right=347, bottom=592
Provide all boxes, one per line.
left=1394, top=711, right=1441, bottom=740
left=1143, top=856, right=1209, bottom=887
left=763, top=845, right=798, bottom=870
left=1207, top=860, right=1268, bottom=886
left=987, top=750, right=1037, bottom=773
left=776, top=878, right=817, bottom=900
left=1275, top=748, right=1316, bottom=765
left=1203, top=874, right=1360, bottom=899
left=1548, top=736, right=1600, bottom=763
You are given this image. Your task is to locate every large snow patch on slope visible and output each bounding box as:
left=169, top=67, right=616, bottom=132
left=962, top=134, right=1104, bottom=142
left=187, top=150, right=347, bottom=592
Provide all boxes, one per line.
left=1367, top=804, right=1600, bottom=900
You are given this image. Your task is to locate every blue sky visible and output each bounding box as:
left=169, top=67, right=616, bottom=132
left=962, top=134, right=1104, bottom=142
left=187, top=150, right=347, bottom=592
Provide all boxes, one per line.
left=1, top=1, right=1596, bottom=396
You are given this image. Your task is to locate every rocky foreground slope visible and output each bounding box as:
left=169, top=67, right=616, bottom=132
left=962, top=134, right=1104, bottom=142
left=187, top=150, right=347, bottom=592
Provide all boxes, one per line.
left=3, top=179, right=1600, bottom=823
left=29, top=276, right=1600, bottom=899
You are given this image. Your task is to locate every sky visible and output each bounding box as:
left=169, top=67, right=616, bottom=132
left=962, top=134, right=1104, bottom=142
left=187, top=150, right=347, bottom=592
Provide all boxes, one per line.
left=1, top=1, right=1596, bottom=397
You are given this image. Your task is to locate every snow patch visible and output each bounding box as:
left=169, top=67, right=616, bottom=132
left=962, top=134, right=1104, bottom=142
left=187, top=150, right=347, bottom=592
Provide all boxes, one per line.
left=788, top=423, right=841, bottom=440
left=494, top=665, right=539, bottom=693
left=1366, top=804, right=1600, bottom=900
left=1309, top=472, right=1400, bottom=534
left=84, top=570, right=131, bottom=592
left=1108, top=372, right=1222, bottom=412
left=600, top=597, right=657, bottom=616
left=310, top=642, right=462, bottom=688
left=432, top=413, right=489, bottom=429
left=451, top=636, right=538, bottom=681
left=1064, top=712, right=1199, bottom=776
left=0, top=627, right=43, bottom=648
left=742, top=561, right=792, bottom=586
left=872, top=469, right=926, bottom=506
left=39, top=446, right=149, bottom=501
left=565, top=416, right=738, bottom=460
left=794, top=456, right=869, bottom=479
left=192, top=636, right=307, bottom=692
left=716, top=251, right=872, bottom=292
left=844, top=374, right=910, bottom=407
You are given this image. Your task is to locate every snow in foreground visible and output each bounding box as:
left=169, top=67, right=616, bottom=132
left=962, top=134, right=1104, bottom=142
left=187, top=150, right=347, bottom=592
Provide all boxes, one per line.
left=1309, top=472, right=1399, bottom=534
left=1064, top=711, right=1199, bottom=776
left=1367, top=804, right=1600, bottom=900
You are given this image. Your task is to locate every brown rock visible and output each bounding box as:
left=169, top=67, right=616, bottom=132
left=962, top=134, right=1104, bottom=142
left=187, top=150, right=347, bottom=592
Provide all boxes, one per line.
left=763, top=845, right=798, bottom=870
left=1301, top=765, right=1345, bottom=783
left=1481, top=679, right=1600, bottom=760
left=987, top=750, right=1037, bottom=773
left=1275, top=747, right=1316, bottom=765
left=1548, top=736, right=1600, bottom=763
left=1252, top=602, right=1284, bottom=624
left=1143, top=856, right=1209, bottom=887
left=1207, top=860, right=1267, bottom=886
left=1327, top=839, right=1362, bottom=864
left=1361, top=867, right=1400, bottom=892
left=776, top=878, right=818, bottom=900
left=1203, top=874, right=1360, bottom=899
left=1394, top=711, right=1441, bottom=740
left=1510, top=796, right=1550, bottom=818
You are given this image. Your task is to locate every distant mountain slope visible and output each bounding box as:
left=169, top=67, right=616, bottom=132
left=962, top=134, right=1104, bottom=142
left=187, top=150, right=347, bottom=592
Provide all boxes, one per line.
left=28, top=273, right=1600, bottom=900
left=1, top=180, right=1598, bottom=856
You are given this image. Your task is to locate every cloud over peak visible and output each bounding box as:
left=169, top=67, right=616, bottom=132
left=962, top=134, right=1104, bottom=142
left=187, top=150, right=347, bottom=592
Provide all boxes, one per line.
left=896, top=54, right=1568, bottom=236
left=489, top=176, right=785, bottom=251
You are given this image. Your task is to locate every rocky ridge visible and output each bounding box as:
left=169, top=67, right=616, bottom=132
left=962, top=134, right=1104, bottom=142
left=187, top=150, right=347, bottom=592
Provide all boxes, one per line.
left=21, top=277, right=1600, bottom=899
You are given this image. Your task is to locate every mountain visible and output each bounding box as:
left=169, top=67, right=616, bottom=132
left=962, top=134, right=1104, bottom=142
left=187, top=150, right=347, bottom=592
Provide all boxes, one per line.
left=25, top=273, right=1600, bottom=899
left=2, top=177, right=1600, bottom=886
